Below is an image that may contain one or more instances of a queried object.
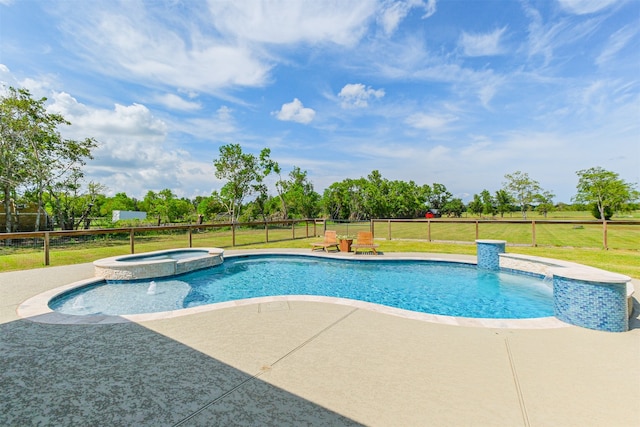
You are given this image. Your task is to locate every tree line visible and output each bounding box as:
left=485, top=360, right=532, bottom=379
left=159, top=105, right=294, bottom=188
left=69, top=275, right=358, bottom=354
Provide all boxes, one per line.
left=1, top=87, right=638, bottom=231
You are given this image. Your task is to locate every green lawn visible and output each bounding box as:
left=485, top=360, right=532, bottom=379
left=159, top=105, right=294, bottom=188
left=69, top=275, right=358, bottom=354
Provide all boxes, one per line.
left=371, top=219, right=639, bottom=250
left=1, top=219, right=638, bottom=279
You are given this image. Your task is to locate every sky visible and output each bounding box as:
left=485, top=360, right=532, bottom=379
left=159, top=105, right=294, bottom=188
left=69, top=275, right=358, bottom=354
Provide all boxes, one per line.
left=1, top=0, right=639, bottom=204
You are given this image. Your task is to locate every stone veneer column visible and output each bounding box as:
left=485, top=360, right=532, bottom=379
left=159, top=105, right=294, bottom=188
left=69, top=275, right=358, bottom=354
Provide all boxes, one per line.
left=550, top=267, right=630, bottom=332
left=475, top=240, right=506, bottom=271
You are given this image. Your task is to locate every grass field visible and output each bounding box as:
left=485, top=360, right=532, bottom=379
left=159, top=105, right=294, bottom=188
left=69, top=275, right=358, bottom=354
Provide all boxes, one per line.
left=370, top=220, right=640, bottom=250
left=1, top=215, right=638, bottom=278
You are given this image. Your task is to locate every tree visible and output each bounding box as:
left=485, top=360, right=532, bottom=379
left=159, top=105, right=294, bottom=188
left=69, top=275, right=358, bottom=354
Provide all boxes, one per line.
left=140, top=189, right=193, bottom=224
left=282, top=167, right=320, bottom=218
left=480, top=189, right=496, bottom=217
left=100, top=192, right=138, bottom=216
left=494, top=189, right=513, bottom=218
left=213, top=144, right=272, bottom=222
left=321, top=172, right=430, bottom=220
left=441, top=198, right=465, bottom=217
left=534, top=190, right=555, bottom=218
left=45, top=172, right=105, bottom=230
left=321, top=178, right=367, bottom=220
left=362, top=170, right=390, bottom=218
left=573, top=167, right=639, bottom=220
left=428, top=183, right=452, bottom=212
left=1, top=87, right=33, bottom=232
left=502, top=171, right=542, bottom=219
left=0, top=87, right=96, bottom=231
left=196, top=191, right=227, bottom=221
left=251, top=148, right=279, bottom=221
left=467, top=194, right=483, bottom=217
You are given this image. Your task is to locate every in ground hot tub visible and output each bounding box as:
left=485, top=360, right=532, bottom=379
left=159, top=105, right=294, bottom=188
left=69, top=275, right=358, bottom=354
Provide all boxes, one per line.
left=94, top=248, right=224, bottom=280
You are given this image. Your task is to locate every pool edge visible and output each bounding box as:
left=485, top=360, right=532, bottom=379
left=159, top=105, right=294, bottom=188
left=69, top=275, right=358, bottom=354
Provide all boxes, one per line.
left=17, top=249, right=573, bottom=329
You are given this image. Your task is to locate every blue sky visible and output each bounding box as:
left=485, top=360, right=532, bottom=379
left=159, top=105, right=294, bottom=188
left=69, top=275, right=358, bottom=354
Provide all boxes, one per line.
left=1, top=0, right=638, bottom=203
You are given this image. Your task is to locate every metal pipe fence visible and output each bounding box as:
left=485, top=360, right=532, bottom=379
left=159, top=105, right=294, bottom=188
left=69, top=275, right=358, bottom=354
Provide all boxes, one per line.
left=0, top=219, right=317, bottom=267
left=371, top=219, right=640, bottom=250
left=1, top=218, right=638, bottom=270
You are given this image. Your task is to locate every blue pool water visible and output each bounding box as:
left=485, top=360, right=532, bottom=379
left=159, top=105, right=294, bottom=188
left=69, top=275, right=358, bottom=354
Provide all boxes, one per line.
left=50, top=255, right=554, bottom=319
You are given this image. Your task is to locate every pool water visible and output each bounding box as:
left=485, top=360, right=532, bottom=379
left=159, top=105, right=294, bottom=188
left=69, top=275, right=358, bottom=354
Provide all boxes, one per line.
left=50, top=255, right=554, bottom=319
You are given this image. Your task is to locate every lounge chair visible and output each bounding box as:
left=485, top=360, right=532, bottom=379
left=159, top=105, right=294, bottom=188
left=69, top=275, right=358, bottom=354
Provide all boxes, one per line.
left=310, top=230, right=340, bottom=252
left=351, top=231, right=380, bottom=255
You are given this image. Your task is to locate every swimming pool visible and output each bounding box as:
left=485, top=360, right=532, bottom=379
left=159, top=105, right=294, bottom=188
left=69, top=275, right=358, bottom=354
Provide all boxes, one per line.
left=49, top=255, right=553, bottom=319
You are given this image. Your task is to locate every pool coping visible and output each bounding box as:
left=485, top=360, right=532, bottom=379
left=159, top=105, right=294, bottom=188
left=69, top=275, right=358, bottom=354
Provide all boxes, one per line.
left=16, top=249, right=578, bottom=329
left=94, top=247, right=225, bottom=280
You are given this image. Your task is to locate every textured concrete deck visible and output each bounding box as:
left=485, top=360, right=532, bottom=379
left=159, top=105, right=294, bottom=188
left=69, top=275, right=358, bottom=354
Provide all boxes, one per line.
left=1, top=251, right=639, bottom=426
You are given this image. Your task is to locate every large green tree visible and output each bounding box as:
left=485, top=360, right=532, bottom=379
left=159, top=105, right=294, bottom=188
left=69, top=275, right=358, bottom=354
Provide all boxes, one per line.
left=427, top=183, right=452, bottom=212
left=321, top=171, right=430, bottom=220
left=281, top=167, right=320, bottom=219
left=502, top=171, right=543, bottom=219
left=141, top=189, right=194, bottom=224
left=441, top=198, right=465, bottom=217
left=0, top=87, right=96, bottom=231
left=573, top=167, right=639, bottom=220
left=213, top=144, right=274, bottom=222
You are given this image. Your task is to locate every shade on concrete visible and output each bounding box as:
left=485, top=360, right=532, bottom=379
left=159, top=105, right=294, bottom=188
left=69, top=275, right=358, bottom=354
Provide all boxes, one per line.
left=1, top=251, right=639, bottom=426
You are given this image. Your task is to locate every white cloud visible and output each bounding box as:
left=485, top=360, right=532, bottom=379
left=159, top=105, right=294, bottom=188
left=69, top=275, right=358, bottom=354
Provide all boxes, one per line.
left=378, top=0, right=437, bottom=35
left=178, top=106, right=237, bottom=140
left=557, top=0, right=618, bottom=15
left=523, top=5, right=603, bottom=66
left=273, top=98, right=316, bottom=124
left=405, top=112, right=457, bottom=131
left=0, top=64, right=19, bottom=92
left=155, top=93, right=201, bottom=111
left=207, top=0, right=378, bottom=46
left=41, top=92, right=199, bottom=198
left=338, top=83, right=385, bottom=108
left=459, top=27, right=507, bottom=57
left=0, top=64, right=56, bottom=99
left=596, top=25, right=637, bottom=66
left=56, top=99, right=167, bottom=137
left=53, top=3, right=272, bottom=93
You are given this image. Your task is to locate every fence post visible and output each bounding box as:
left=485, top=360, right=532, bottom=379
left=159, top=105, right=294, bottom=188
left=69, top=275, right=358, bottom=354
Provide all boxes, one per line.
left=427, top=220, right=431, bottom=242
left=130, top=228, right=135, bottom=254
left=292, top=220, right=295, bottom=239
left=531, top=220, right=536, bottom=247
left=388, top=219, right=391, bottom=240
left=44, top=231, right=50, bottom=266
left=188, top=227, right=193, bottom=248
left=475, top=220, right=479, bottom=240
left=306, top=220, right=309, bottom=238
left=232, top=223, right=236, bottom=247
left=265, top=221, right=269, bottom=243
left=603, top=220, right=608, bottom=250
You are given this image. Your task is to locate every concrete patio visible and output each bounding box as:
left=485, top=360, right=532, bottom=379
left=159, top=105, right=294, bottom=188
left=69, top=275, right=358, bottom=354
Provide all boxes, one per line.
left=1, top=251, right=639, bottom=426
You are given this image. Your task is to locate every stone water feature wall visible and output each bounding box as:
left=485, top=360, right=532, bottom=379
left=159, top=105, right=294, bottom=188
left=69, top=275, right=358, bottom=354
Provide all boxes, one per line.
left=475, top=242, right=633, bottom=333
